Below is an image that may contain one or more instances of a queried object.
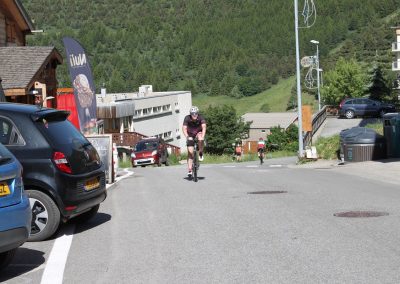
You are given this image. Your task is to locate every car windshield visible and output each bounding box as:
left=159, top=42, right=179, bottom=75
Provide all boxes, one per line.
left=135, top=141, right=158, bottom=151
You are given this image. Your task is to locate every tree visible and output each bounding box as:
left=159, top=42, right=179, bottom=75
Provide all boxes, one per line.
left=203, top=105, right=250, bottom=154
left=320, top=57, right=367, bottom=105
left=366, top=64, right=390, bottom=101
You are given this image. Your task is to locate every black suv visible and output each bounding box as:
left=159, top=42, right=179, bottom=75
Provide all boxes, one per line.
left=0, top=103, right=106, bottom=241
left=339, top=98, right=396, bottom=119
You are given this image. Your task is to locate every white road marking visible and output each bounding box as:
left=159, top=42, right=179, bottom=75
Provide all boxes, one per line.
left=223, top=166, right=236, bottom=168
left=270, top=164, right=283, bottom=168
left=40, top=224, right=75, bottom=284
left=246, top=165, right=259, bottom=168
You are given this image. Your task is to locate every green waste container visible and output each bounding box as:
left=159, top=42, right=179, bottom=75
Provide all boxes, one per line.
left=340, top=127, right=386, bottom=162
left=383, top=113, right=400, bottom=158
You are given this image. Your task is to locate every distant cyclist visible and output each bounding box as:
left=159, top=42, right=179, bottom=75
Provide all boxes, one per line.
left=182, top=106, right=207, bottom=177
left=257, top=137, right=266, bottom=164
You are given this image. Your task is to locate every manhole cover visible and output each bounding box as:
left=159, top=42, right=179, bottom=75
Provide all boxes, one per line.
left=334, top=211, right=389, bottom=218
left=247, top=191, right=287, bottom=195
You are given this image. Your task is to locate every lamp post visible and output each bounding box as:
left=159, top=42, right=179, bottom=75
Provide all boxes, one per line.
left=294, top=0, right=304, bottom=157
left=310, top=40, right=321, bottom=111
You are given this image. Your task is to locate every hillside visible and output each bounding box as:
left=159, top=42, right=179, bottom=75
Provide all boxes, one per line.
left=20, top=0, right=399, bottom=102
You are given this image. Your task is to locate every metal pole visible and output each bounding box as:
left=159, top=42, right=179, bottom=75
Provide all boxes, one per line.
left=316, top=44, right=321, bottom=110
left=294, top=0, right=304, bottom=157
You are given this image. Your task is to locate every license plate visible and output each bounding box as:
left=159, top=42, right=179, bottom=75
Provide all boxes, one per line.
left=0, top=182, right=10, bottom=197
left=84, top=178, right=100, bottom=191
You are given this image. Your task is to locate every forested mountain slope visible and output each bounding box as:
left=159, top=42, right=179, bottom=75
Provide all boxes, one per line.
left=20, top=0, right=399, bottom=97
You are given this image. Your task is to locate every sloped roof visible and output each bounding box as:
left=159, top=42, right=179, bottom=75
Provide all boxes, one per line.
left=14, top=0, right=35, bottom=32
left=0, top=46, right=62, bottom=90
left=242, top=112, right=298, bottom=129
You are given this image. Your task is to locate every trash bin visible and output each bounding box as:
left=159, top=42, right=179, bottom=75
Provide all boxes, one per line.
left=383, top=113, right=400, bottom=158
left=340, top=127, right=386, bottom=162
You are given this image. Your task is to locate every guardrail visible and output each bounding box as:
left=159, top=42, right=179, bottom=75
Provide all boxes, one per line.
left=303, top=105, right=327, bottom=147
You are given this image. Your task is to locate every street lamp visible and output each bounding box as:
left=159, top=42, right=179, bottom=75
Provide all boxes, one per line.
left=310, top=40, right=321, bottom=111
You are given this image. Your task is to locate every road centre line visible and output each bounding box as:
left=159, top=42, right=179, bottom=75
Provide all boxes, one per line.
left=40, top=224, right=75, bottom=284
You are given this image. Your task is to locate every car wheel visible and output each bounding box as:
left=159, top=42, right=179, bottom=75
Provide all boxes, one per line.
left=0, top=248, right=17, bottom=271
left=73, top=204, right=99, bottom=224
left=345, top=110, right=355, bottom=119
left=27, top=190, right=60, bottom=242
left=165, top=159, right=170, bottom=166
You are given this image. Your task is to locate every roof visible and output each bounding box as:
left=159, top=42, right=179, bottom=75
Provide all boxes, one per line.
left=242, top=112, right=298, bottom=129
left=0, top=46, right=62, bottom=90
left=14, top=0, right=35, bottom=32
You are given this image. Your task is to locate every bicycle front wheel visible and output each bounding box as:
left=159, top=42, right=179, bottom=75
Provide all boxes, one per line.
left=193, top=153, right=198, bottom=182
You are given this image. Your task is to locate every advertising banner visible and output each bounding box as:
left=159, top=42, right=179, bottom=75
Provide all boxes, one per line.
left=63, top=37, right=97, bottom=135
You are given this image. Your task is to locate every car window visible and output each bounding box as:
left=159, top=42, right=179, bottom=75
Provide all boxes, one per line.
left=36, top=117, right=88, bottom=150
left=344, top=100, right=353, bottom=105
left=0, top=117, right=25, bottom=146
left=135, top=141, right=158, bottom=151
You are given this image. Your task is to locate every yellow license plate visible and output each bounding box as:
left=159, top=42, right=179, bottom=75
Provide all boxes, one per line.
left=0, top=182, right=10, bottom=197
left=84, top=178, right=100, bottom=191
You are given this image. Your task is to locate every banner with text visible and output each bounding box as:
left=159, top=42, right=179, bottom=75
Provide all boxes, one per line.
left=63, top=37, right=97, bottom=135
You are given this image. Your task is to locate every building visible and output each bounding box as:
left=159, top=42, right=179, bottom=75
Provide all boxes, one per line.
left=242, top=112, right=298, bottom=153
left=0, top=0, right=62, bottom=105
left=96, top=85, right=192, bottom=150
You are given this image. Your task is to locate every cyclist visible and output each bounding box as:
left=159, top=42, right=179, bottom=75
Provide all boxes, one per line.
left=257, top=137, right=266, bottom=164
left=182, top=106, right=207, bottom=177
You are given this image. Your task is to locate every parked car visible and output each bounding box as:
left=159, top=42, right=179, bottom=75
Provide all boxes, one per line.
left=131, top=137, right=169, bottom=167
left=339, top=98, right=396, bottom=119
left=0, top=142, right=31, bottom=271
left=0, top=103, right=106, bottom=241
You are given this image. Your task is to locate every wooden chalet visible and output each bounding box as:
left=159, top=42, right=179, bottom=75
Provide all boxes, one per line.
left=0, top=0, right=63, bottom=106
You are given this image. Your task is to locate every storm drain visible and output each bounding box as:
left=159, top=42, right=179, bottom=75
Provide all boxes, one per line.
left=334, top=211, right=389, bottom=218
left=247, top=191, right=287, bottom=195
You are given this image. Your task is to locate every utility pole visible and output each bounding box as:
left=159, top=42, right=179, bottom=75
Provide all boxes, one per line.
left=294, top=0, right=304, bottom=157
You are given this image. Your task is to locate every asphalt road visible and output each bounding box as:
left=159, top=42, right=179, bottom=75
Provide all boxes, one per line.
left=4, top=157, right=400, bottom=284
left=319, top=116, right=382, bottom=138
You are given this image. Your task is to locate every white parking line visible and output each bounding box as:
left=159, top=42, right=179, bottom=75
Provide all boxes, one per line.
left=40, top=224, right=75, bottom=284
left=270, top=164, right=283, bottom=168
left=223, top=166, right=236, bottom=168
left=246, top=165, right=259, bottom=168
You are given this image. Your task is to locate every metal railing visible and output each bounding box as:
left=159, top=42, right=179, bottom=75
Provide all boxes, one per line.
left=303, top=105, right=327, bottom=147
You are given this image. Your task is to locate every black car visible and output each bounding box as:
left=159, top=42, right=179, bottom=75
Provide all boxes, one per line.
left=0, top=103, right=106, bottom=241
left=339, top=98, right=396, bottom=119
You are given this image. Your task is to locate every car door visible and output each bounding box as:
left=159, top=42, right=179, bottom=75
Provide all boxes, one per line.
left=365, top=99, right=379, bottom=116
left=354, top=99, right=368, bottom=116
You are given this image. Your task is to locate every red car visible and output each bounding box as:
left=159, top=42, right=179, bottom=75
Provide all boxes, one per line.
left=131, top=137, right=169, bottom=167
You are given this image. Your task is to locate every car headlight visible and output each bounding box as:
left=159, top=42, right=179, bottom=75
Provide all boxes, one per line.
left=131, top=153, right=136, bottom=158
left=152, top=150, right=157, bottom=156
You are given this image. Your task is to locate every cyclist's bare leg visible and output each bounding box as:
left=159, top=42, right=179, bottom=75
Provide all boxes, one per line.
left=196, top=132, right=204, bottom=154
left=187, top=146, right=194, bottom=172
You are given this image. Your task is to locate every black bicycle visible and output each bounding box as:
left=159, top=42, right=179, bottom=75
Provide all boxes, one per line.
left=192, top=138, right=200, bottom=182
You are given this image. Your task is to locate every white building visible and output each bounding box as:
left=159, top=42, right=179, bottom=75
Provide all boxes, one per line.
left=96, top=85, right=192, bottom=150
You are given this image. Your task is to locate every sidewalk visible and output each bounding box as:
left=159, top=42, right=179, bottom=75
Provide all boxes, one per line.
left=293, top=158, right=400, bottom=186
